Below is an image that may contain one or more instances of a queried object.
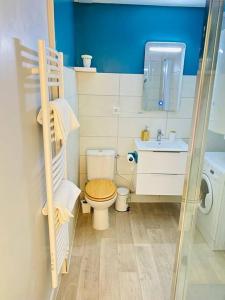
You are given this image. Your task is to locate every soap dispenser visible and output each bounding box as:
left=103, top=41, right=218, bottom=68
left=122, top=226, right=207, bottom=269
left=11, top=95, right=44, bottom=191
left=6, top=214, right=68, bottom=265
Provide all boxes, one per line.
left=141, top=126, right=150, bottom=141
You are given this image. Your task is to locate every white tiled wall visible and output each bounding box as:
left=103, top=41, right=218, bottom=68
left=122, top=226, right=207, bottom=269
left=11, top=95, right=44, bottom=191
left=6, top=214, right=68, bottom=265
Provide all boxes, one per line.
left=64, top=67, right=79, bottom=185
left=77, top=72, right=196, bottom=202
left=63, top=67, right=80, bottom=260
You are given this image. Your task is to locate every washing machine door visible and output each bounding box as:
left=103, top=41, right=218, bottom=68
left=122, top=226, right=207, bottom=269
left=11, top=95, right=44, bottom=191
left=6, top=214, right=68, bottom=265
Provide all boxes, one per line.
left=199, top=173, right=213, bottom=214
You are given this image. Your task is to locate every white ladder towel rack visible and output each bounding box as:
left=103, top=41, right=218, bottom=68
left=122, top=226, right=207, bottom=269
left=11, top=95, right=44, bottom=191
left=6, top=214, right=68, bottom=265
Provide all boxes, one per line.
left=33, top=40, right=68, bottom=288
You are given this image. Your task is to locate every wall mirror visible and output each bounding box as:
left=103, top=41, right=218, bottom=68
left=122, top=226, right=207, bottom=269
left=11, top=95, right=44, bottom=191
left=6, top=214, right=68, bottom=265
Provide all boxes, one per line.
left=142, top=42, right=186, bottom=112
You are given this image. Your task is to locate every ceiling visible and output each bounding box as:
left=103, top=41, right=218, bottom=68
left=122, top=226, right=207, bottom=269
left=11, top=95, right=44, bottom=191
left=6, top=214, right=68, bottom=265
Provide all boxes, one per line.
left=74, top=0, right=206, bottom=7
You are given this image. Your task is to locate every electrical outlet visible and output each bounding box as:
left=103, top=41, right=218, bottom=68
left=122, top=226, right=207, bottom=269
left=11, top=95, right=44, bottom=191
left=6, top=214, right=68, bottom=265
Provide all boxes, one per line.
left=113, top=106, right=120, bottom=114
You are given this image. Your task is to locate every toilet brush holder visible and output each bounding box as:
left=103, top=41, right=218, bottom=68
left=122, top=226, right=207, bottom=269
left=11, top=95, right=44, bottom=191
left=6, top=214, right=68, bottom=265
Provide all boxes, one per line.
left=81, top=199, right=91, bottom=214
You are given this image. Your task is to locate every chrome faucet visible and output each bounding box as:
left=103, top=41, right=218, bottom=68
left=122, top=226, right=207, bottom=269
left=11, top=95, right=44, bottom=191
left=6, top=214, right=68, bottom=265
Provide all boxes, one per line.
left=157, top=129, right=163, bottom=142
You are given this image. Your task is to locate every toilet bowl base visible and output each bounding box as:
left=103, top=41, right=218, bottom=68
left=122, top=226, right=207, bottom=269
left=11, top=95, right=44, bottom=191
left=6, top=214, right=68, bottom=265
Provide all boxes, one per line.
left=93, top=208, right=109, bottom=230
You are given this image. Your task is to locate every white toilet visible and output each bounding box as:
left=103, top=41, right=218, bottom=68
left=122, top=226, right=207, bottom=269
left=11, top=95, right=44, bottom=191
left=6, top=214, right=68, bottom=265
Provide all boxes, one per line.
left=84, top=149, right=117, bottom=230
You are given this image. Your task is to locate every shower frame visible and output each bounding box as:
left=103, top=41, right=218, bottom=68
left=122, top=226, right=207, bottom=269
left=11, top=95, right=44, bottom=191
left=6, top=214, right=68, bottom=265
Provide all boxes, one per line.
left=171, top=0, right=225, bottom=298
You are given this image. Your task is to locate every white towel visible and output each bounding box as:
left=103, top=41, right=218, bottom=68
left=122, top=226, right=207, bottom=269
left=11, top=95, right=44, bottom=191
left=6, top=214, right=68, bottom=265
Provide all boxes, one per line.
left=42, top=179, right=81, bottom=225
left=37, top=98, right=80, bottom=142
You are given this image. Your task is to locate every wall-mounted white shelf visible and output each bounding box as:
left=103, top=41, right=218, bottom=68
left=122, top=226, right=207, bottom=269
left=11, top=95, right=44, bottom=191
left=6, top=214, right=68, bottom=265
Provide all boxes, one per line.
left=74, top=67, right=97, bottom=73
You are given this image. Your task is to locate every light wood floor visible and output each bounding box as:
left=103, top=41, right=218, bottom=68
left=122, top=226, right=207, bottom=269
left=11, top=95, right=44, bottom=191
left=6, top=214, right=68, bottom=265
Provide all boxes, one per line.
left=56, top=202, right=180, bottom=300
left=189, top=229, right=225, bottom=285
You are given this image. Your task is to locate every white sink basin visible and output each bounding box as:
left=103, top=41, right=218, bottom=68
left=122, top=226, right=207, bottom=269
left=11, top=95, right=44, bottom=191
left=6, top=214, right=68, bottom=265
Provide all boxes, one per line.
left=135, top=138, right=188, bottom=152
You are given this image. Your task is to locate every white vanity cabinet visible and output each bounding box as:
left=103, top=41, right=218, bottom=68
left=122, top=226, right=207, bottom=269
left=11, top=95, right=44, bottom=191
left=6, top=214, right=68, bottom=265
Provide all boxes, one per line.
left=135, top=139, right=188, bottom=196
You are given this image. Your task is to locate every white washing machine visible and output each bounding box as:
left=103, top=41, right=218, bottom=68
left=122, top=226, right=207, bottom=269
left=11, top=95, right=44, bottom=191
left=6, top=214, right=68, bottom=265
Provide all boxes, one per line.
left=197, top=152, right=225, bottom=250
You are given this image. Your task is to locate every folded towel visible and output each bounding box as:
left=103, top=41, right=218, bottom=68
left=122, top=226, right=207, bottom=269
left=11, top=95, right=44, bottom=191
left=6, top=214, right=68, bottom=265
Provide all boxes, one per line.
left=42, top=179, right=81, bottom=225
left=37, top=98, right=80, bottom=142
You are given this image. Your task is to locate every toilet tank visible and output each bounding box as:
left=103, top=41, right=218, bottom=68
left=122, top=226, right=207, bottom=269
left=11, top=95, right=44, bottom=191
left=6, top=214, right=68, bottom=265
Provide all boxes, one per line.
left=86, top=149, right=116, bottom=180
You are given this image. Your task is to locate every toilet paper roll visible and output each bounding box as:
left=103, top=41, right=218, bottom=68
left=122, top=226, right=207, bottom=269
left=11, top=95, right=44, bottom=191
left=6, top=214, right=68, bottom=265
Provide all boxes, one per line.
left=127, top=151, right=138, bottom=164
left=127, top=153, right=135, bottom=163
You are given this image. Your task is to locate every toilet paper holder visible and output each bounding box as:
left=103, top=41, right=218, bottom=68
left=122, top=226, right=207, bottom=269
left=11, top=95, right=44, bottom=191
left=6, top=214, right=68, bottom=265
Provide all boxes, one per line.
left=127, top=151, right=138, bottom=163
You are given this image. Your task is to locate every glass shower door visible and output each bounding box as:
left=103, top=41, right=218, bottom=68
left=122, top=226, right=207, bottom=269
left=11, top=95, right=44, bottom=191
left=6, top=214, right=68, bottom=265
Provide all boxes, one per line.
left=172, top=0, right=225, bottom=299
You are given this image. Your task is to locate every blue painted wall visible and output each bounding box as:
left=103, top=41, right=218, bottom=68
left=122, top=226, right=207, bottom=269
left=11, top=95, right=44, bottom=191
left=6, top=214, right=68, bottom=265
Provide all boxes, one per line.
left=55, top=2, right=205, bottom=75
left=54, top=0, right=76, bottom=66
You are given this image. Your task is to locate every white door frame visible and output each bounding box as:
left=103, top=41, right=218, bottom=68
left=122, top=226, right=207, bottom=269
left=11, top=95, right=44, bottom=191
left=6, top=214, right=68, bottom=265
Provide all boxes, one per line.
left=47, top=0, right=56, bottom=48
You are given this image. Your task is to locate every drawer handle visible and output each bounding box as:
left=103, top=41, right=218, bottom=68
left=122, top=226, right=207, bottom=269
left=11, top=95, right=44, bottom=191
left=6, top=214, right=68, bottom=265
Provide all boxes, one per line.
left=152, top=151, right=182, bottom=153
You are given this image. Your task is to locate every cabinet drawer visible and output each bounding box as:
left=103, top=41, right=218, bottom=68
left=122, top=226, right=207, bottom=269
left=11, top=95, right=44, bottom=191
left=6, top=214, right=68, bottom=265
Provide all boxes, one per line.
left=136, top=174, right=185, bottom=195
left=137, top=151, right=187, bottom=174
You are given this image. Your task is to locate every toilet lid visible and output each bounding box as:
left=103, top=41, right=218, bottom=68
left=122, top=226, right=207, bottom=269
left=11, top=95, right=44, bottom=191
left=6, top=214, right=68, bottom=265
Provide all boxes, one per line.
left=85, top=179, right=117, bottom=200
